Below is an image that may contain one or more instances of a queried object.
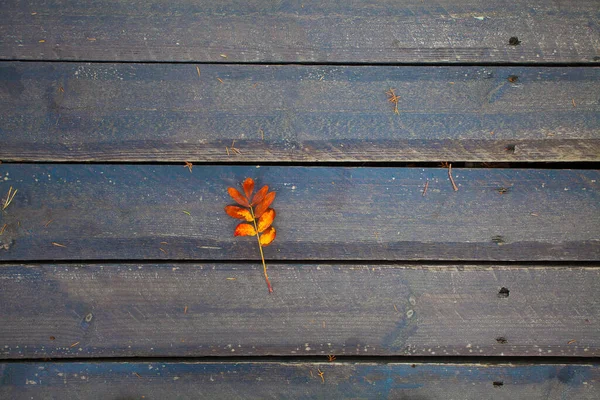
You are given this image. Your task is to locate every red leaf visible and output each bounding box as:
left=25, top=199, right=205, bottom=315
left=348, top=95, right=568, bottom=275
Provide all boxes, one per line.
left=242, top=178, right=254, bottom=200
left=254, top=191, right=276, bottom=218
left=260, top=227, right=276, bottom=246
left=228, top=187, right=249, bottom=207
left=224, top=205, right=254, bottom=221
left=234, top=223, right=257, bottom=237
left=257, top=208, right=275, bottom=232
left=251, top=185, right=269, bottom=206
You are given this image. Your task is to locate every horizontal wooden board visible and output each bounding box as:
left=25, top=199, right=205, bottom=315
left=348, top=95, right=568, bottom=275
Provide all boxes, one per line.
left=1, top=63, right=599, bottom=162
left=1, top=0, right=599, bottom=63
left=1, top=361, right=599, bottom=399
left=0, top=166, right=598, bottom=261
left=0, top=263, right=599, bottom=358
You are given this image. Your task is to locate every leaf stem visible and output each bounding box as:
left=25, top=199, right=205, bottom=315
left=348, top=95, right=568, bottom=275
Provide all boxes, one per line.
left=250, top=206, right=273, bottom=293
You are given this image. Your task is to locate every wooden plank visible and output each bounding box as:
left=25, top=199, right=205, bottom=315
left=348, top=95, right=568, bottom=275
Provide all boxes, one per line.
left=0, top=166, right=598, bottom=261
left=1, top=63, right=599, bottom=162
left=1, top=0, right=599, bottom=63
left=1, top=361, right=599, bottom=399
left=0, top=263, right=598, bottom=358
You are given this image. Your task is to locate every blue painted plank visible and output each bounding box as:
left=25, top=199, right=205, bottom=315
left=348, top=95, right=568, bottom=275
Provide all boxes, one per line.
left=1, top=0, right=599, bottom=63
left=0, top=165, right=598, bottom=261
left=0, top=263, right=598, bottom=358
left=1, top=361, right=599, bottom=399
left=1, top=63, right=599, bottom=162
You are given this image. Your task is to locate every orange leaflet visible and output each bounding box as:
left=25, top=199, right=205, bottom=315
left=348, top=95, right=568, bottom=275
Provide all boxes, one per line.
left=224, top=205, right=254, bottom=222
left=254, top=191, right=276, bottom=218
left=257, top=208, right=275, bottom=232
left=225, top=178, right=277, bottom=293
left=228, top=187, right=249, bottom=207
left=251, top=185, right=268, bottom=206
left=260, top=226, right=276, bottom=246
left=242, top=177, right=254, bottom=199
left=234, top=223, right=257, bottom=236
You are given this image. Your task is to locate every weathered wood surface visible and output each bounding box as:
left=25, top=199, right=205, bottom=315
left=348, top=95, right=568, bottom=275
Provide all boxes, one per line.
left=0, top=166, right=598, bottom=261
left=1, top=0, right=599, bottom=63
left=1, top=63, right=599, bottom=162
left=0, top=263, right=598, bottom=358
left=1, top=361, right=599, bottom=399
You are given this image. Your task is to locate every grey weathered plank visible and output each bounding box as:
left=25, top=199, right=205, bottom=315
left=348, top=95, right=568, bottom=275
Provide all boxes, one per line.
left=1, top=0, right=599, bottom=63
left=0, top=166, right=598, bottom=261
left=1, top=361, right=599, bottom=399
left=1, top=63, right=599, bottom=162
left=0, top=263, right=598, bottom=358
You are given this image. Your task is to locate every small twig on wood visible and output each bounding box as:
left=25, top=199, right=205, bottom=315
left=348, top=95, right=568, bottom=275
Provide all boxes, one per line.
left=259, top=129, right=264, bottom=140
left=159, top=248, right=167, bottom=254
left=2, top=186, right=18, bottom=210
left=422, top=180, right=429, bottom=197
left=0, top=224, right=6, bottom=235
left=567, top=339, right=577, bottom=345
left=52, top=242, right=66, bottom=248
left=327, top=355, right=336, bottom=362
left=196, top=66, right=201, bottom=78
left=184, top=306, right=188, bottom=314
left=393, top=304, right=399, bottom=312
left=182, top=210, right=191, bottom=216
left=134, top=372, right=142, bottom=378
left=184, top=161, right=193, bottom=173
left=217, top=78, right=224, bottom=84
left=70, top=341, right=80, bottom=348
left=572, top=98, right=576, bottom=107
left=317, top=369, right=325, bottom=383
left=44, top=219, right=54, bottom=227
left=386, top=88, right=400, bottom=115
left=447, top=164, right=459, bottom=191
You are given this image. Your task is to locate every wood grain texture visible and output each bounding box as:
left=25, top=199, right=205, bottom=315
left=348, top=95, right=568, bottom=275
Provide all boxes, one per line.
left=1, top=361, right=599, bottom=399
left=1, top=63, right=599, bottom=162
left=1, top=0, right=599, bottom=63
left=0, top=165, right=598, bottom=261
left=0, top=263, right=599, bottom=358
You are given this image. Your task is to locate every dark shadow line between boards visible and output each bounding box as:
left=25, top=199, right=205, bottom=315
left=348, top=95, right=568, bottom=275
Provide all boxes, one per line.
left=2, top=59, right=600, bottom=68
left=0, top=259, right=598, bottom=267
left=1, top=355, right=599, bottom=365
left=0, top=161, right=599, bottom=170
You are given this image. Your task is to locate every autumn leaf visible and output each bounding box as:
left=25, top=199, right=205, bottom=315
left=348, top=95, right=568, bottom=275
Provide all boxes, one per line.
left=254, top=191, right=276, bottom=218
left=251, top=185, right=269, bottom=206
left=225, top=178, right=277, bottom=293
left=242, top=177, right=254, bottom=199
left=257, top=208, right=275, bottom=232
left=234, top=223, right=257, bottom=237
left=260, top=226, right=276, bottom=246
left=224, top=205, right=254, bottom=221
left=228, top=187, right=250, bottom=207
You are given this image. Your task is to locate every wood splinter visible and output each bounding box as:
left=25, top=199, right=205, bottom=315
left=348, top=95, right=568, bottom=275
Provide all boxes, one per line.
left=226, top=140, right=242, bottom=156
left=2, top=186, right=17, bottom=210
left=448, top=164, right=459, bottom=191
